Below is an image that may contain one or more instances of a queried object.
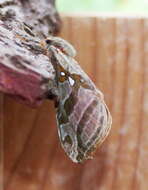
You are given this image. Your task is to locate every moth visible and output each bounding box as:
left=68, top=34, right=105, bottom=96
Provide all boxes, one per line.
left=8, top=21, right=111, bottom=163
left=41, top=36, right=112, bottom=163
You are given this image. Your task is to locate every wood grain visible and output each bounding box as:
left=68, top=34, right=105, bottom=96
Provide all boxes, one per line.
left=2, top=16, right=148, bottom=190
left=0, top=94, right=4, bottom=190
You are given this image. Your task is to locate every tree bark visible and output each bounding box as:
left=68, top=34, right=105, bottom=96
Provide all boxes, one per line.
left=0, top=0, right=61, bottom=105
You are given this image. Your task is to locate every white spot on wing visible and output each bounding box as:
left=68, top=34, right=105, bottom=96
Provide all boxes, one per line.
left=61, top=72, right=65, bottom=76
left=68, top=77, right=75, bottom=86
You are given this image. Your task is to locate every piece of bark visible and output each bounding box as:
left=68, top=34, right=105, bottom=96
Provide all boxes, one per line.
left=0, top=0, right=61, bottom=36
left=0, top=0, right=61, bottom=105
left=0, top=20, right=54, bottom=106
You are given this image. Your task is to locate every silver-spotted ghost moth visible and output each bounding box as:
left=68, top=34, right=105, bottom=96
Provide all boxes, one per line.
left=41, top=36, right=112, bottom=163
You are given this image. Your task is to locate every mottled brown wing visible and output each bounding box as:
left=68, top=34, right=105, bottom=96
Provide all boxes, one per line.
left=49, top=45, right=112, bottom=163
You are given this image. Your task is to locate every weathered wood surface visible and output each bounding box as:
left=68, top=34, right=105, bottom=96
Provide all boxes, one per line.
left=0, top=94, right=4, bottom=190
left=2, top=16, right=148, bottom=190
left=0, top=0, right=61, bottom=106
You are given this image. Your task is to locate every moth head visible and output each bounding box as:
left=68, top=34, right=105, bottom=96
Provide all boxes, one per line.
left=40, top=37, right=53, bottom=50
left=45, top=38, right=53, bottom=45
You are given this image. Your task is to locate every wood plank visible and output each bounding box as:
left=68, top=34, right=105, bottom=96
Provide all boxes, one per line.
left=79, top=17, right=116, bottom=190
left=0, top=94, right=4, bottom=190
left=133, top=19, right=148, bottom=190
left=4, top=97, right=38, bottom=188
left=94, top=18, right=128, bottom=190
left=69, top=16, right=97, bottom=81
left=3, top=15, right=148, bottom=190
left=95, top=17, right=116, bottom=107
left=5, top=101, right=57, bottom=190
left=112, top=18, right=144, bottom=190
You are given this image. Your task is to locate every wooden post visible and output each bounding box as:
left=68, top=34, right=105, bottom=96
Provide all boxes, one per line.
left=0, top=94, right=4, bottom=190
left=2, top=15, right=148, bottom=190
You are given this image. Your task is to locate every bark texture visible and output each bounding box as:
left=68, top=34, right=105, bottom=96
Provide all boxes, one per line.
left=0, top=0, right=61, bottom=105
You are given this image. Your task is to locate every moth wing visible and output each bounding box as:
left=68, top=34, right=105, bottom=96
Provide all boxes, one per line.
left=50, top=46, right=112, bottom=163
left=56, top=85, right=112, bottom=163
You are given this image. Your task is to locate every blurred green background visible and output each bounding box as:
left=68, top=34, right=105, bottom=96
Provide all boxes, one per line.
left=57, top=0, right=148, bottom=13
